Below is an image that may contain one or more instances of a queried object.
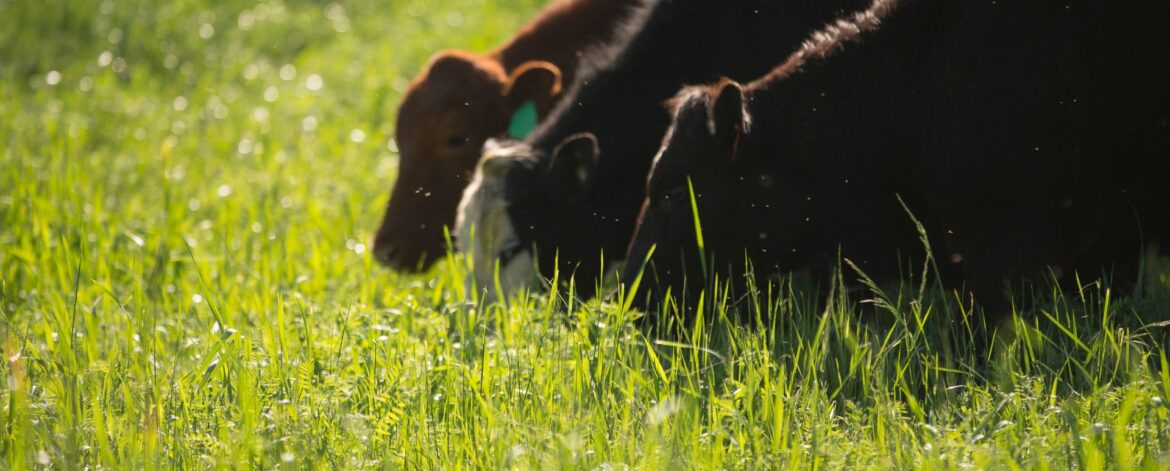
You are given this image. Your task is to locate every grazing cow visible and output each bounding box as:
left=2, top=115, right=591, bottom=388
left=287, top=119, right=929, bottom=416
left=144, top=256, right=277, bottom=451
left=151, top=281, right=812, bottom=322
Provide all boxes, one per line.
left=456, top=0, right=870, bottom=300
left=622, top=0, right=1170, bottom=321
left=372, top=0, right=638, bottom=271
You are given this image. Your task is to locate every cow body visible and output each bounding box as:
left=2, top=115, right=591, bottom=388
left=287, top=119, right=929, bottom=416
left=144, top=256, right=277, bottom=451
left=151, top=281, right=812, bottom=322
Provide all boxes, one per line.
left=457, top=0, right=870, bottom=300
left=623, top=0, right=1170, bottom=320
left=373, top=0, right=638, bottom=271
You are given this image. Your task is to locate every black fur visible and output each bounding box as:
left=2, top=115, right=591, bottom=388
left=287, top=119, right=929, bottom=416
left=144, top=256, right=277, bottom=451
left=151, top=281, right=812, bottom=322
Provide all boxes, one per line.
left=623, top=0, right=1170, bottom=320
left=497, top=0, right=871, bottom=296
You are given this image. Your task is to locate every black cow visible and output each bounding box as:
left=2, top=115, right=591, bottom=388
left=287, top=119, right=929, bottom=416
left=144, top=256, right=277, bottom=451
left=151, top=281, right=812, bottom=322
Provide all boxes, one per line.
left=456, top=0, right=870, bottom=300
left=622, top=0, right=1170, bottom=321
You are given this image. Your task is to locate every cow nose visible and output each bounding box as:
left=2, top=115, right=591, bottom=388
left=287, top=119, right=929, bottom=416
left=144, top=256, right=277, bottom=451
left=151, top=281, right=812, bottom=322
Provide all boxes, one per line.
left=371, top=236, right=399, bottom=266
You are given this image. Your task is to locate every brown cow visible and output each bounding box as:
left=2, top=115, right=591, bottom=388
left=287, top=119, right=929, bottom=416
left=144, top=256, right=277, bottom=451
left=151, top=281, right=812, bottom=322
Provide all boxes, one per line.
left=372, top=0, right=638, bottom=271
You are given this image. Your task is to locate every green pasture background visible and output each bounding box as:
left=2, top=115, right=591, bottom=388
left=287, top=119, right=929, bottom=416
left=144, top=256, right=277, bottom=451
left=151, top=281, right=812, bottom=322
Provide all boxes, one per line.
left=1, top=0, right=1169, bottom=468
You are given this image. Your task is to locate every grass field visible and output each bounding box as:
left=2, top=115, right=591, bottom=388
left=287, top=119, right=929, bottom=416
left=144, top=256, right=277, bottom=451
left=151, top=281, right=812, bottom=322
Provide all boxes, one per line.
left=2, top=0, right=1170, bottom=468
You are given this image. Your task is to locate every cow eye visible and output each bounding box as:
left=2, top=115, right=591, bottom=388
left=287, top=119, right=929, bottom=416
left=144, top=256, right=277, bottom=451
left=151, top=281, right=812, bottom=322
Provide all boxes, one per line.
left=497, top=239, right=526, bottom=266
left=446, top=135, right=469, bottom=148
left=655, top=186, right=686, bottom=216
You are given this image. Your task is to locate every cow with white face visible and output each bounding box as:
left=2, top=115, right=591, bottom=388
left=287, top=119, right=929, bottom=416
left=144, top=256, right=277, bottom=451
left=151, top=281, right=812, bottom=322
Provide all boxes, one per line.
left=455, top=136, right=601, bottom=302
left=455, top=141, right=537, bottom=299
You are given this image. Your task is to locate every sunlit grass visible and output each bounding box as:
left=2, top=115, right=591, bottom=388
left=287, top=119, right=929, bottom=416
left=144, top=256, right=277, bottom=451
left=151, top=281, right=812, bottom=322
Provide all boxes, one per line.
left=2, top=0, right=1170, bottom=468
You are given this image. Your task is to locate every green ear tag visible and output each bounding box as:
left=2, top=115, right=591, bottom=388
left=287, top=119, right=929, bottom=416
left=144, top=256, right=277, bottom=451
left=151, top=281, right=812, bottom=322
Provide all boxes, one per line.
left=507, top=100, right=539, bottom=139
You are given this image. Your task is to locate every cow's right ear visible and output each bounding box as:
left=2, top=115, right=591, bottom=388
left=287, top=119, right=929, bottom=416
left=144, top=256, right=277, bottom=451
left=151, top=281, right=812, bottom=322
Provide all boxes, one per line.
left=550, top=133, right=599, bottom=202
left=504, top=61, right=563, bottom=119
left=710, top=80, right=749, bottom=155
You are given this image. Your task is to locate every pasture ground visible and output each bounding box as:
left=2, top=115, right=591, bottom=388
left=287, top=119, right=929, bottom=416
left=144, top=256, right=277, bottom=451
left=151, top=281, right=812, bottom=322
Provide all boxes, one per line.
left=2, top=0, right=1169, bottom=468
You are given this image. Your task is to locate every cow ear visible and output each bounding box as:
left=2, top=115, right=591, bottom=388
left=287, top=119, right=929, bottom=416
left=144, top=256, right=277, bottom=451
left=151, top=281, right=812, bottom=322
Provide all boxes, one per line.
left=504, top=61, right=563, bottom=119
left=550, top=133, right=598, bottom=201
left=710, top=81, right=748, bottom=154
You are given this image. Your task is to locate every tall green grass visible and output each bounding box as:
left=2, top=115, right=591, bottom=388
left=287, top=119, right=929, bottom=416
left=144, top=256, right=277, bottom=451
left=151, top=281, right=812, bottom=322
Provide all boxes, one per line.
left=2, top=0, right=1169, bottom=468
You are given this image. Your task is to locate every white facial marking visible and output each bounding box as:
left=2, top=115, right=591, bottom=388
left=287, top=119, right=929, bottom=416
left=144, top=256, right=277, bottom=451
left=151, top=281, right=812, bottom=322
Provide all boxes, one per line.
left=455, top=143, right=538, bottom=303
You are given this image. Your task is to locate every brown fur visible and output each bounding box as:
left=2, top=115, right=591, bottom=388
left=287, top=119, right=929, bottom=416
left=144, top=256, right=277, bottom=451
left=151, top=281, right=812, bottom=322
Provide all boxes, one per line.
left=758, top=0, right=896, bottom=84
left=372, top=0, right=638, bottom=271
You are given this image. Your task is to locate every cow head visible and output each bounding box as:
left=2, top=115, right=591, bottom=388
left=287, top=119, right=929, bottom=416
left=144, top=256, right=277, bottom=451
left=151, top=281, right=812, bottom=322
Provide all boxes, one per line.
left=455, top=134, right=601, bottom=302
left=373, top=51, right=563, bottom=271
left=623, top=80, right=774, bottom=309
